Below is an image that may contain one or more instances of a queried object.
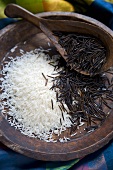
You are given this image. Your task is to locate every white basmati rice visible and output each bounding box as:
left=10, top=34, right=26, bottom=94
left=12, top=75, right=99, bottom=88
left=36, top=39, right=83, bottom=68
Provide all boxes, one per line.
left=0, top=49, right=72, bottom=142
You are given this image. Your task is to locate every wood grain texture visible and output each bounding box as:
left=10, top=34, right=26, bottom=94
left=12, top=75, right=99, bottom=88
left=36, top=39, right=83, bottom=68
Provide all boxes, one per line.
left=0, top=12, right=113, bottom=161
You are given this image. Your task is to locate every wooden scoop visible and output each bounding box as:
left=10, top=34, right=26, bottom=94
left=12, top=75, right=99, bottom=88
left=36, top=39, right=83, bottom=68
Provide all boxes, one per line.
left=4, top=4, right=113, bottom=75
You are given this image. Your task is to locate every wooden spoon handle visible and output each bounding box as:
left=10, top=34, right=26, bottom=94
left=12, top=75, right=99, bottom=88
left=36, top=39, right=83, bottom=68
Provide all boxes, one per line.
left=4, top=3, right=42, bottom=28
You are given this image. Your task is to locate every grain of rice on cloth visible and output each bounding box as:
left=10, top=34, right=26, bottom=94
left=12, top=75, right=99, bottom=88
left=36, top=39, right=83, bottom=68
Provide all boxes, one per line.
left=0, top=49, right=72, bottom=142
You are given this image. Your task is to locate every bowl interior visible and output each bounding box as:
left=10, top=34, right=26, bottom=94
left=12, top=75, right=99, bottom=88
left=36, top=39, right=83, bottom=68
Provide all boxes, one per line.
left=0, top=12, right=113, bottom=161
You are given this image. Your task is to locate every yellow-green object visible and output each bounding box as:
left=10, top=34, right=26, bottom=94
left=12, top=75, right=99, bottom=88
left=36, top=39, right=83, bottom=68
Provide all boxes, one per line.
left=0, top=0, right=16, bottom=18
left=84, top=0, right=94, bottom=5
left=105, top=0, right=113, bottom=3
left=16, top=0, right=74, bottom=13
left=43, top=0, right=74, bottom=12
left=67, top=0, right=94, bottom=13
left=16, top=0, right=44, bottom=13
left=0, top=1, right=6, bottom=18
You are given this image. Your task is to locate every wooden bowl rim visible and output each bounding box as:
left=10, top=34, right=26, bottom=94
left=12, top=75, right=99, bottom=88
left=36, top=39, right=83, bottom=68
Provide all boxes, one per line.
left=0, top=12, right=113, bottom=161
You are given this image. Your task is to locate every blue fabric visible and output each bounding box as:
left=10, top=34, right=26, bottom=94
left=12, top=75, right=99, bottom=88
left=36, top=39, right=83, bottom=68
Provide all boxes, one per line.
left=71, top=139, right=113, bottom=170
left=103, top=141, right=113, bottom=170
left=109, top=16, right=113, bottom=30
left=86, top=0, right=113, bottom=29
left=0, top=18, right=17, bottom=29
left=0, top=140, right=113, bottom=169
left=0, top=143, right=79, bottom=170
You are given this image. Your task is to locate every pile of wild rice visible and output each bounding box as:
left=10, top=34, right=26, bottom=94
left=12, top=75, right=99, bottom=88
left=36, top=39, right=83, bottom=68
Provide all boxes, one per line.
left=51, top=66, right=113, bottom=134
left=54, top=31, right=107, bottom=76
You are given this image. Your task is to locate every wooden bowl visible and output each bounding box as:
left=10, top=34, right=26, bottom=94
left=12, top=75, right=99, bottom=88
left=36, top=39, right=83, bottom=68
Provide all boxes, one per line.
left=0, top=12, right=113, bottom=161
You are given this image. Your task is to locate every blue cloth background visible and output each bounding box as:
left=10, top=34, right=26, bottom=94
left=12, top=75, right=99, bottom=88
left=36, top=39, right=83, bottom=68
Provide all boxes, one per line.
left=0, top=0, right=113, bottom=169
left=86, top=0, right=113, bottom=29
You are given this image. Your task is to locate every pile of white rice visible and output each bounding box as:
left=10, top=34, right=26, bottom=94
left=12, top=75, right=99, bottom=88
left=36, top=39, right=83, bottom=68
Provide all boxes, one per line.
left=0, top=49, right=72, bottom=142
